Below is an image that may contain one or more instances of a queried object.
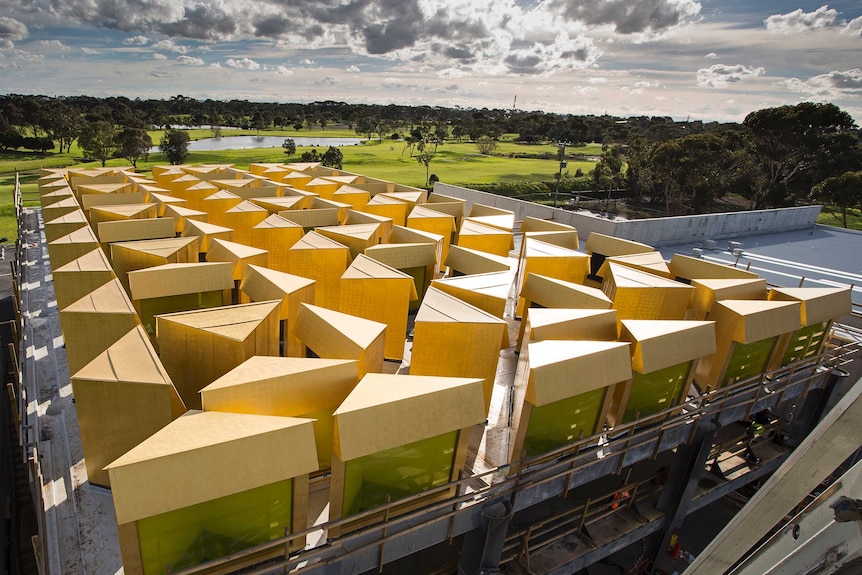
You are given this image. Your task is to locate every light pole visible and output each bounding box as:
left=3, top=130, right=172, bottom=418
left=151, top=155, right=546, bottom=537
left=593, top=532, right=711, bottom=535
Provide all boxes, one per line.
left=553, top=142, right=567, bottom=207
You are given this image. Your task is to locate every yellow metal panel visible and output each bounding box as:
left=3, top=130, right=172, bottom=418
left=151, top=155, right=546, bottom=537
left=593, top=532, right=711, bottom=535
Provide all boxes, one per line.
left=768, top=287, right=852, bottom=326
left=206, top=238, right=269, bottom=281
left=72, top=326, right=185, bottom=486
left=107, top=411, right=318, bottom=524
left=294, top=303, right=386, bottom=377
left=619, top=319, right=716, bottom=373
left=157, top=302, right=281, bottom=409
left=52, top=249, right=116, bottom=310
left=333, top=373, right=485, bottom=461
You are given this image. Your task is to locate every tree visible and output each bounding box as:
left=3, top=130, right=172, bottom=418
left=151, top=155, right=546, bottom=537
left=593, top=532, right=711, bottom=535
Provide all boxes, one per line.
left=416, top=140, right=436, bottom=187
left=743, top=102, right=860, bottom=208
left=43, top=101, right=81, bottom=153
left=159, top=128, right=190, bottom=165
left=812, top=172, right=862, bottom=228
left=79, top=120, right=117, bottom=166
left=476, top=135, right=498, bottom=155
left=300, top=148, right=321, bottom=162
left=321, top=146, right=343, bottom=169
left=282, top=138, right=296, bottom=156
left=115, top=127, right=153, bottom=168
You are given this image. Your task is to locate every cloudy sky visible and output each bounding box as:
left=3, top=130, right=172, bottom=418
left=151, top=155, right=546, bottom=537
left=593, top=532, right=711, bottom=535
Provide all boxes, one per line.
left=1, top=0, right=861, bottom=123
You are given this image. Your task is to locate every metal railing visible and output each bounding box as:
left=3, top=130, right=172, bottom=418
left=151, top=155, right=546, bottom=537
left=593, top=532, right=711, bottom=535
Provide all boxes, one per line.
left=167, top=334, right=857, bottom=575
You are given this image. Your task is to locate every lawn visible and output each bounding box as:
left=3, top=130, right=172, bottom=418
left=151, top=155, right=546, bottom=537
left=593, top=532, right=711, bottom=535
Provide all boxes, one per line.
left=0, top=136, right=597, bottom=240
left=817, top=205, right=862, bottom=230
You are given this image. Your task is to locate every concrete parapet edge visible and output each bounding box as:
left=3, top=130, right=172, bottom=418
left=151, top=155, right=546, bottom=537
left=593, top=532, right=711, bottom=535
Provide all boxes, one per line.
left=433, top=183, right=821, bottom=247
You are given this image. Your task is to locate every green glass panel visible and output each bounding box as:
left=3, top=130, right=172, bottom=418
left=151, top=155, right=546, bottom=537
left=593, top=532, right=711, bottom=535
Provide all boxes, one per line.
left=781, top=322, right=828, bottom=366
left=623, top=362, right=691, bottom=423
left=140, top=290, right=223, bottom=336
left=523, top=388, right=606, bottom=457
left=138, top=478, right=292, bottom=575
left=723, top=337, right=776, bottom=386
left=343, top=431, right=457, bottom=517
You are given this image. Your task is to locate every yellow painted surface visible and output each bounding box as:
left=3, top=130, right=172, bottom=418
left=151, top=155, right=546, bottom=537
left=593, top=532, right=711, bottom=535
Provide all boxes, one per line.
left=163, top=204, right=208, bottom=233
left=407, top=206, right=457, bottom=264
left=410, top=287, right=507, bottom=412
left=317, top=224, right=384, bottom=259
left=72, top=325, right=185, bottom=486
left=181, top=219, right=234, bottom=254
left=619, top=320, right=716, bottom=373
left=668, top=254, right=760, bottom=282
left=333, top=373, right=484, bottom=461
left=445, top=244, right=511, bottom=276
left=107, top=410, right=318, bottom=524
left=768, top=287, right=852, bottom=326
left=287, top=232, right=350, bottom=310
left=128, top=262, right=234, bottom=301
left=96, top=218, right=175, bottom=248
left=206, top=238, right=268, bottom=281
left=340, top=254, right=417, bottom=360
left=689, top=278, right=768, bottom=320
left=157, top=301, right=281, bottom=409
left=52, top=248, right=116, bottom=310
left=603, top=263, right=694, bottom=325
left=584, top=233, right=653, bottom=257
left=457, top=219, right=514, bottom=257
left=363, top=195, right=409, bottom=227
left=43, top=210, right=89, bottom=243
left=525, top=340, right=632, bottom=406
left=239, top=264, right=315, bottom=357
left=525, top=308, right=618, bottom=344
left=220, top=201, right=268, bottom=246
left=89, top=203, right=158, bottom=229
left=279, top=208, right=340, bottom=229
left=344, top=210, right=393, bottom=243
left=695, top=299, right=801, bottom=389
left=294, top=303, right=386, bottom=377
left=201, top=356, right=359, bottom=468
left=110, top=237, right=199, bottom=293
left=47, top=226, right=102, bottom=276
left=43, top=197, right=81, bottom=222
left=59, top=278, right=141, bottom=375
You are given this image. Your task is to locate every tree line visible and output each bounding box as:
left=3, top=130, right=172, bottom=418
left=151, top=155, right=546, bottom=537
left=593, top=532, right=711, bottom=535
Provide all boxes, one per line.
left=1, top=94, right=860, bottom=219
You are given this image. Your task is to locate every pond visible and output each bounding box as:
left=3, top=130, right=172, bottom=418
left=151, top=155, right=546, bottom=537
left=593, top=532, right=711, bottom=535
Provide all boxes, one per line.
left=150, top=135, right=365, bottom=152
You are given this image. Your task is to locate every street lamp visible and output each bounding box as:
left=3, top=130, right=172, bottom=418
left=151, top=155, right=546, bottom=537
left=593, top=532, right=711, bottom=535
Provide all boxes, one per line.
left=553, top=142, right=567, bottom=207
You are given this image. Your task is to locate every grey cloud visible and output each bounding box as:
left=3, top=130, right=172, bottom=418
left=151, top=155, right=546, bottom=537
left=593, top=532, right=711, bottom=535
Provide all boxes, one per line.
left=159, top=4, right=237, bottom=40
left=549, top=0, right=701, bottom=35
left=0, top=16, right=28, bottom=49
left=782, top=69, right=862, bottom=98
left=253, top=14, right=290, bottom=37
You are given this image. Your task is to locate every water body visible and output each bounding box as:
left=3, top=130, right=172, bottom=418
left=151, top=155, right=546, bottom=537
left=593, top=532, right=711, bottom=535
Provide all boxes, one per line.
left=150, top=135, right=365, bottom=152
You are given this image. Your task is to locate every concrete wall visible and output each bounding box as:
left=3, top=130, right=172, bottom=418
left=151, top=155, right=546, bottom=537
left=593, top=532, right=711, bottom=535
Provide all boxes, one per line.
left=434, top=183, right=821, bottom=247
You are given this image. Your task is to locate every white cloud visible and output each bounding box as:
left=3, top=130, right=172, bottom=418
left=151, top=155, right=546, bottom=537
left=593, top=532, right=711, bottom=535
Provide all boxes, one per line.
left=697, top=64, right=765, bottom=87
left=225, top=57, right=260, bottom=70
left=438, top=67, right=471, bottom=78
left=705, top=52, right=718, bottom=59
left=209, top=62, right=223, bottom=69
left=0, top=17, right=28, bottom=50
left=275, top=65, right=293, bottom=76
left=12, top=50, right=43, bottom=64
left=765, top=5, right=837, bottom=34
left=38, top=40, right=70, bottom=51
left=780, top=68, right=862, bottom=99
left=300, top=59, right=317, bottom=66
left=176, top=55, right=203, bottom=65
left=346, top=65, right=360, bottom=73
left=575, top=86, right=597, bottom=95
left=81, top=47, right=98, bottom=55
left=152, top=39, right=189, bottom=54
left=842, top=15, right=862, bottom=37
left=123, top=35, right=149, bottom=46
left=152, top=53, right=167, bottom=60
left=588, top=77, right=607, bottom=84
left=315, top=76, right=339, bottom=86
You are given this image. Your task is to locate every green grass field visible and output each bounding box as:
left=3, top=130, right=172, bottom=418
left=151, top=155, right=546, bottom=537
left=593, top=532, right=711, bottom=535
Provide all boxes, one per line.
left=0, top=135, right=595, bottom=240
left=0, top=133, right=854, bottom=241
